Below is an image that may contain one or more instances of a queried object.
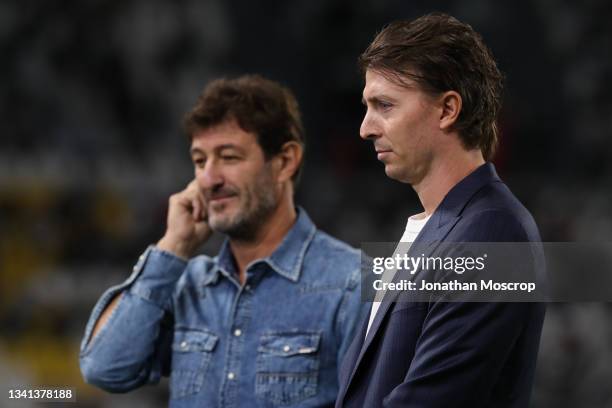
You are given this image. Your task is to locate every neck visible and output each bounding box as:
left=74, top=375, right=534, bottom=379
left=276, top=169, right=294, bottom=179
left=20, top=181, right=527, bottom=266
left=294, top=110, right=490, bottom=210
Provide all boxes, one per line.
left=413, top=149, right=485, bottom=215
left=229, top=194, right=296, bottom=283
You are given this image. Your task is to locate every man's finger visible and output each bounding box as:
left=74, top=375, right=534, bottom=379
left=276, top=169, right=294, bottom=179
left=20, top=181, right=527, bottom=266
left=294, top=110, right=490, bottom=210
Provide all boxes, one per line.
left=197, top=193, right=208, bottom=222
left=191, top=196, right=201, bottom=220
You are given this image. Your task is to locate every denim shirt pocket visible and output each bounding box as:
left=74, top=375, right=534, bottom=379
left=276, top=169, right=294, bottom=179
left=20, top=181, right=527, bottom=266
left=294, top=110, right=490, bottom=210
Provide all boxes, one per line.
left=255, top=331, right=321, bottom=406
left=170, top=328, right=218, bottom=399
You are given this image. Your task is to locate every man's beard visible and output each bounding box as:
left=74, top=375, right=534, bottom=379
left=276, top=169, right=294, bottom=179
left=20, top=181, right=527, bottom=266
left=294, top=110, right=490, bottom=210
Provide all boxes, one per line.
left=208, top=171, right=278, bottom=241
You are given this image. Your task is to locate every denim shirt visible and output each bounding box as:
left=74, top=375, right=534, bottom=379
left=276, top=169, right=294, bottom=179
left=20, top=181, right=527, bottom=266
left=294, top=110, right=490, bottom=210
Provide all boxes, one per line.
left=80, top=209, right=368, bottom=407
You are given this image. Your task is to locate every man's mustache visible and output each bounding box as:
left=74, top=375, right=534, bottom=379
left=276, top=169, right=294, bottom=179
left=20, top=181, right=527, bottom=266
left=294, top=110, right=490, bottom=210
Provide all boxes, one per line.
left=204, top=186, right=239, bottom=201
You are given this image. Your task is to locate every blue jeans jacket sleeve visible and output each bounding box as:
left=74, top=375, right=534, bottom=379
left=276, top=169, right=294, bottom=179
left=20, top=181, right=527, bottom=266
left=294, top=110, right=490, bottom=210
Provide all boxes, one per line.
left=336, top=267, right=368, bottom=365
left=336, top=256, right=370, bottom=377
left=79, top=246, right=186, bottom=392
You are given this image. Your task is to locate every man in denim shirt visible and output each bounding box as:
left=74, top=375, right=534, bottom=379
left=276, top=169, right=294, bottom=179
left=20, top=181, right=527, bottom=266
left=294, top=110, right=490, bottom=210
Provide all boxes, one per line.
left=80, top=75, right=367, bottom=407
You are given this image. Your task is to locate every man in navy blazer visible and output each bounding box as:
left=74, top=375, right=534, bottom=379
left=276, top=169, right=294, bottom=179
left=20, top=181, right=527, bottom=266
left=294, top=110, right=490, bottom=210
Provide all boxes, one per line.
left=336, top=13, right=546, bottom=407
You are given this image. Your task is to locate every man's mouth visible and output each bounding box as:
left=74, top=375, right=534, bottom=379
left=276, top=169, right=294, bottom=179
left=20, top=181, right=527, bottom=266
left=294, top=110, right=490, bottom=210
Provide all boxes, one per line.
left=211, top=195, right=234, bottom=203
left=207, top=191, right=238, bottom=205
left=375, top=149, right=393, bottom=160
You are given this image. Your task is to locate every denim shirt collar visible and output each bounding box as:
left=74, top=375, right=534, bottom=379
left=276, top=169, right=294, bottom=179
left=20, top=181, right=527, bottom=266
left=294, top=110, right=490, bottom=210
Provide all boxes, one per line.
left=215, top=207, right=316, bottom=283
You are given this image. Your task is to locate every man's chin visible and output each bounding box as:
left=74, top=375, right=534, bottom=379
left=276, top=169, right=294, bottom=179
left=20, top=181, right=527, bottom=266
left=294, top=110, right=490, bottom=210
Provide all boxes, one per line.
left=208, top=211, right=233, bottom=226
left=384, top=165, right=402, bottom=180
left=208, top=210, right=237, bottom=231
left=386, top=165, right=423, bottom=186
left=209, top=222, right=233, bottom=235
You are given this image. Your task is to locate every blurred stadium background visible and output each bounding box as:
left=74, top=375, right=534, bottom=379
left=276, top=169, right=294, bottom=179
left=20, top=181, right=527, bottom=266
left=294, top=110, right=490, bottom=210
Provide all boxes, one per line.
left=1, top=0, right=611, bottom=406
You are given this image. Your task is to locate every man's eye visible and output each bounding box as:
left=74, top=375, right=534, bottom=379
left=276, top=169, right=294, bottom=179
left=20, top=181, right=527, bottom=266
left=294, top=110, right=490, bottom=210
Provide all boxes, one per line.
left=193, top=158, right=205, bottom=167
left=222, top=155, right=239, bottom=161
left=378, top=101, right=393, bottom=109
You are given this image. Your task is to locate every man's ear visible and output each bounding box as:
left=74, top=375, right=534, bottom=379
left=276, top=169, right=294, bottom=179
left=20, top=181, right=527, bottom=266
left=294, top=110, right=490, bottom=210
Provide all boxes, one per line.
left=438, top=91, right=462, bottom=131
left=274, top=141, right=303, bottom=183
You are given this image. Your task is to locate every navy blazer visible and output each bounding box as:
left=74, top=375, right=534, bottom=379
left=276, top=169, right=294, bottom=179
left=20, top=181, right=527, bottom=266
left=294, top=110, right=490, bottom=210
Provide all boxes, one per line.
left=336, top=163, right=546, bottom=408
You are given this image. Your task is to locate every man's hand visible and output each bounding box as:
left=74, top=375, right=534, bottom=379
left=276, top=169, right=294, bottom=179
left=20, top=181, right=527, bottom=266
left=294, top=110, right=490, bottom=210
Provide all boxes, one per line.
left=157, top=180, right=212, bottom=259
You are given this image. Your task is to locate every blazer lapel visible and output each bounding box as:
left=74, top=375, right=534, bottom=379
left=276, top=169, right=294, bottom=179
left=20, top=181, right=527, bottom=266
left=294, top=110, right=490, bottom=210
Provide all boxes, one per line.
left=343, top=214, right=461, bottom=391
left=340, top=163, right=501, bottom=400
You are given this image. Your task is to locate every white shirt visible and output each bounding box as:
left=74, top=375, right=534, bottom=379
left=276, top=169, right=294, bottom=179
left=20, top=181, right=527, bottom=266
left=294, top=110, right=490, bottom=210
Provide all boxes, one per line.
left=365, top=212, right=431, bottom=337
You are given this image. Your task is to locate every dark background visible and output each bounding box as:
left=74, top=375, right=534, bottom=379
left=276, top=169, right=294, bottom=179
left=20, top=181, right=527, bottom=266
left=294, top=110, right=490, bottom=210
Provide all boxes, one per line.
left=1, top=0, right=611, bottom=406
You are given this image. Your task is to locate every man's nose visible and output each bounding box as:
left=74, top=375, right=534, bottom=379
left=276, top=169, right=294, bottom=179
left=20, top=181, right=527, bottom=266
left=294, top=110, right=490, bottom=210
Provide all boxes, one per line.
left=198, top=160, right=224, bottom=190
left=360, top=110, right=379, bottom=140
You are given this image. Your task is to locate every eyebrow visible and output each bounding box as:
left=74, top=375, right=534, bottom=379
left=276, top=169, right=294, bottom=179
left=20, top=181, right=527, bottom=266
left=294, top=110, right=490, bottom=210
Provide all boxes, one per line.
left=190, top=144, right=244, bottom=156
left=190, top=147, right=204, bottom=155
left=361, top=94, right=395, bottom=106
left=216, top=144, right=243, bottom=154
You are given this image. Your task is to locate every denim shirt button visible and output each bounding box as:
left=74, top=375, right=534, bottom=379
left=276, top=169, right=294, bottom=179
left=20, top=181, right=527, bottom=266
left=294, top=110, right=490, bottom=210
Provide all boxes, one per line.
left=180, top=341, right=188, bottom=349
left=283, top=345, right=291, bottom=352
left=227, top=372, right=235, bottom=380
left=234, top=329, right=242, bottom=337
left=245, top=285, right=251, bottom=291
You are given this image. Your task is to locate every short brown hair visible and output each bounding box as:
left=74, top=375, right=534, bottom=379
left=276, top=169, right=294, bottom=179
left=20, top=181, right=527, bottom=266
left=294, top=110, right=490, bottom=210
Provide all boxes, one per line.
left=359, top=13, right=503, bottom=160
left=184, top=75, right=305, bottom=182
